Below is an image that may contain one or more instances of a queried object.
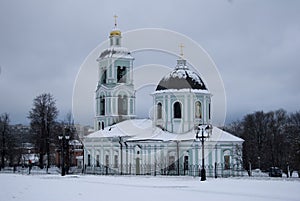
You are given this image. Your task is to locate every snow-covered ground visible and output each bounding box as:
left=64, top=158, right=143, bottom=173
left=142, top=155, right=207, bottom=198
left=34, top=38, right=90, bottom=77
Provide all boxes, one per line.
left=1, top=173, right=299, bottom=201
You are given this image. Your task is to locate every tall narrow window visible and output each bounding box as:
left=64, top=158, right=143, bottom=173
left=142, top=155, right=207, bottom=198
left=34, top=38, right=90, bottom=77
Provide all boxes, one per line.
left=208, top=103, right=211, bottom=120
left=224, top=150, right=230, bottom=170
left=98, top=122, right=101, bottom=130
left=105, top=155, right=109, bottom=167
left=173, top=102, right=182, bottom=118
left=117, top=66, right=126, bottom=83
left=169, top=156, right=175, bottom=171
left=102, top=122, right=104, bottom=130
left=96, top=155, right=100, bottom=167
left=87, top=154, right=91, bottom=166
left=100, top=96, right=105, bottom=115
left=114, top=155, right=118, bottom=168
left=184, top=156, right=189, bottom=171
left=101, top=69, right=107, bottom=84
left=195, top=101, right=202, bottom=119
left=157, top=103, right=162, bottom=119
left=118, top=95, right=128, bottom=115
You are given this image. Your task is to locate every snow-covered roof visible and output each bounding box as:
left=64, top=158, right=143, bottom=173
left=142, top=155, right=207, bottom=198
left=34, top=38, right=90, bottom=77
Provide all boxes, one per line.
left=155, top=59, right=207, bottom=91
left=97, top=46, right=133, bottom=60
left=86, top=119, right=152, bottom=138
left=69, top=140, right=83, bottom=146
left=152, top=88, right=210, bottom=95
left=85, top=119, right=243, bottom=143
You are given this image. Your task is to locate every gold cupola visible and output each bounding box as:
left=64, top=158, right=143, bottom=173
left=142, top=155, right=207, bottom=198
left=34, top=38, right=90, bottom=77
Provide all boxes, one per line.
left=110, top=29, right=121, bottom=37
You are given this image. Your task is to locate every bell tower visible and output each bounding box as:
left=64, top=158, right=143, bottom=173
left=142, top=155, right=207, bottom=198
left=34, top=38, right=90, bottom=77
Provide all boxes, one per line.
left=95, top=16, right=136, bottom=130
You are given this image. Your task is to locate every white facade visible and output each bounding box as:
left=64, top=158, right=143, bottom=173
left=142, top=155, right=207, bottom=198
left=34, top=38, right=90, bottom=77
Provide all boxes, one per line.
left=84, top=24, right=244, bottom=177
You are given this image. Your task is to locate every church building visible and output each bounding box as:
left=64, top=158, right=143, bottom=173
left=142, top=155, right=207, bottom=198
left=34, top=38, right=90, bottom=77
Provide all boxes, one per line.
left=83, top=20, right=244, bottom=177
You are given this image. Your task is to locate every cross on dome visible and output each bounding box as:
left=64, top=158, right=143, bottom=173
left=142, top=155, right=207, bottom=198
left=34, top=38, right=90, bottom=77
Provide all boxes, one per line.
left=179, top=43, right=184, bottom=58
left=113, top=14, right=118, bottom=28
left=110, top=14, right=121, bottom=37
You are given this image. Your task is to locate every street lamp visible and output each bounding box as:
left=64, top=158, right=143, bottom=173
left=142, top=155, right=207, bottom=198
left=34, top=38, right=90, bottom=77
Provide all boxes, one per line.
left=58, top=127, right=70, bottom=176
left=194, top=124, right=212, bottom=181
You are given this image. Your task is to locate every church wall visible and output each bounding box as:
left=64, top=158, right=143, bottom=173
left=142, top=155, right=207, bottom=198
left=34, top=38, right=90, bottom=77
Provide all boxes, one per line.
left=153, top=91, right=212, bottom=134
left=84, top=137, right=243, bottom=177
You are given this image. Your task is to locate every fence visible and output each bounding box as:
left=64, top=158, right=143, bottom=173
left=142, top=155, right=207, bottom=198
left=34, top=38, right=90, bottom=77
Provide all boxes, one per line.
left=0, top=163, right=245, bottom=178
left=83, top=162, right=245, bottom=178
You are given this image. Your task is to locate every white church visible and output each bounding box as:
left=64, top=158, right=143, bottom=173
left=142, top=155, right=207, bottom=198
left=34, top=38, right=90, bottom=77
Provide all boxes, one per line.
left=83, top=21, right=244, bottom=177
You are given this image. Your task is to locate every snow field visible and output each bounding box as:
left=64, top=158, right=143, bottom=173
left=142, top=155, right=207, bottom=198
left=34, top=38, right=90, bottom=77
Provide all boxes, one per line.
left=0, top=174, right=299, bottom=201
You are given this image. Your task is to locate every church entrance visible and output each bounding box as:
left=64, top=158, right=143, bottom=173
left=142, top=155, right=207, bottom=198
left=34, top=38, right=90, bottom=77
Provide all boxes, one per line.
left=136, top=158, right=140, bottom=175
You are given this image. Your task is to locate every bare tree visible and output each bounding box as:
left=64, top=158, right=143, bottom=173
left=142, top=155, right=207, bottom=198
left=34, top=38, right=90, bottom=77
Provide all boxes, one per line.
left=28, top=93, right=58, bottom=169
left=0, top=113, right=10, bottom=169
left=287, top=111, right=300, bottom=176
left=226, top=109, right=300, bottom=175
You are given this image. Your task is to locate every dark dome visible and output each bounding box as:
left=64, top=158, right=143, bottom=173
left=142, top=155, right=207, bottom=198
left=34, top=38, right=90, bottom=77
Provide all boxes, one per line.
left=156, top=68, right=207, bottom=91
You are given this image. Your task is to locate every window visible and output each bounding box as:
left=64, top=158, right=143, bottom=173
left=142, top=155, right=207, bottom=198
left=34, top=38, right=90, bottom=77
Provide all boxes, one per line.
left=117, top=66, right=126, bottom=83
left=208, top=103, right=211, bottom=120
left=118, top=95, right=128, bottom=115
left=100, top=96, right=105, bottom=115
left=116, top=38, right=120, bottom=46
left=168, top=156, right=175, bottom=171
left=105, top=155, right=109, bottom=167
left=87, top=154, right=91, bottom=166
left=110, top=38, right=113, bottom=46
left=184, top=156, right=189, bottom=171
left=224, top=150, right=230, bottom=170
left=195, top=101, right=202, bottom=119
left=101, top=122, right=104, bottom=130
left=157, top=103, right=162, bottom=119
left=114, top=155, right=118, bottom=168
left=173, top=102, right=182, bottom=118
left=96, top=155, right=100, bottom=167
left=98, top=122, right=101, bottom=130
left=101, top=69, right=107, bottom=84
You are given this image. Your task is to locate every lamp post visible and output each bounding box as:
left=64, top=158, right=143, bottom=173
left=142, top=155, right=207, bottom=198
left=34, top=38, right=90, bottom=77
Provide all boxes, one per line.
left=58, top=127, right=70, bottom=176
left=194, top=124, right=212, bottom=181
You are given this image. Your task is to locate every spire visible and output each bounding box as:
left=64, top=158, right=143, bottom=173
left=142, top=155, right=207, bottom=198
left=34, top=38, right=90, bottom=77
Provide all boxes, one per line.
left=113, top=14, right=118, bottom=28
left=110, top=15, right=121, bottom=37
left=179, top=43, right=184, bottom=58
left=176, top=43, right=187, bottom=69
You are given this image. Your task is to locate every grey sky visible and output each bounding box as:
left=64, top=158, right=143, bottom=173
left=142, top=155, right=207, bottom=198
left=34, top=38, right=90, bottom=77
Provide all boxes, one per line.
left=0, top=0, right=299, bottom=126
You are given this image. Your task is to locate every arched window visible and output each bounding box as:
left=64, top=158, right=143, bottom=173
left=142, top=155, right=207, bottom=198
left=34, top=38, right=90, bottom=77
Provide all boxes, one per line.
left=173, top=102, right=182, bottom=118
left=117, top=66, right=126, bottom=83
left=102, top=122, right=104, bottom=130
left=195, top=101, right=202, bottom=119
left=118, top=95, right=128, bottom=115
left=224, top=150, right=230, bottom=170
left=87, top=154, right=91, bottom=166
left=101, top=69, right=107, bottom=84
left=157, top=103, right=162, bottom=119
left=208, top=103, right=211, bottom=120
left=100, top=96, right=105, bottom=115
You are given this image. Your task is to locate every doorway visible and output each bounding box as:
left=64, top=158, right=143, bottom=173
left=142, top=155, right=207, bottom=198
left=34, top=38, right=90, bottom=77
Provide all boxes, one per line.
left=136, top=158, right=140, bottom=175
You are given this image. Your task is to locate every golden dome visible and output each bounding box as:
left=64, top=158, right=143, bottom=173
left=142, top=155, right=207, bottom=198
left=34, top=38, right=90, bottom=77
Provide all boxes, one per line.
left=110, top=29, right=121, bottom=36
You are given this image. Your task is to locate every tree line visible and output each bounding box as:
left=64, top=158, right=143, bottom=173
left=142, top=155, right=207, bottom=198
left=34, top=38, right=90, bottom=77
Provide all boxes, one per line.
left=225, top=109, right=300, bottom=175
left=0, top=93, right=77, bottom=169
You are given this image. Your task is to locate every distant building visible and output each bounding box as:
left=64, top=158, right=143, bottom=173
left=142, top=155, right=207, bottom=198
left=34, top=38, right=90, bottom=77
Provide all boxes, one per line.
left=55, top=139, right=84, bottom=168
left=83, top=20, right=244, bottom=176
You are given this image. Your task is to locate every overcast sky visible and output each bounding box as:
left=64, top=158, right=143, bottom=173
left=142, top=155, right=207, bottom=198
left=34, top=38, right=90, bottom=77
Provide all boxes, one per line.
left=0, top=0, right=299, bottom=126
